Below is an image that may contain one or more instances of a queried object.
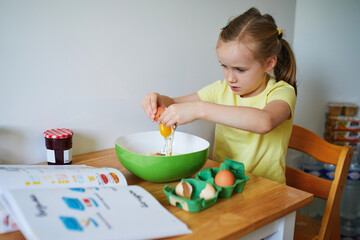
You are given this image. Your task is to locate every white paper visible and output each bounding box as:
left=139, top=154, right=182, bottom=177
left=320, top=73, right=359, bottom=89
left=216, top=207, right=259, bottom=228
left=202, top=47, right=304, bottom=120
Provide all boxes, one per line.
left=4, top=186, right=191, bottom=240
left=0, top=164, right=127, bottom=233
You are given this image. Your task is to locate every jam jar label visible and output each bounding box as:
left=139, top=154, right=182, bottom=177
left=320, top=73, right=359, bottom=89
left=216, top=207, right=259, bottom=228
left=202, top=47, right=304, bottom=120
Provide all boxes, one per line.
left=47, top=149, right=72, bottom=164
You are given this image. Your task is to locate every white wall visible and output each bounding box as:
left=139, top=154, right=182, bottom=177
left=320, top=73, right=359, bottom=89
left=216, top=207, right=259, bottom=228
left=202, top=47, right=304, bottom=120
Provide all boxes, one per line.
left=293, top=0, right=360, bottom=135
left=0, top=1, right=297, bottom=164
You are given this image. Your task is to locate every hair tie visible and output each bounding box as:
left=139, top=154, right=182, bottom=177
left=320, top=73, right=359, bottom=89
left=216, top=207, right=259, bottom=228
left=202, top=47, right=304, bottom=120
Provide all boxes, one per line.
left=221, top=21, right=229, bottom=30
left=277, top=28, right=283, bottom=39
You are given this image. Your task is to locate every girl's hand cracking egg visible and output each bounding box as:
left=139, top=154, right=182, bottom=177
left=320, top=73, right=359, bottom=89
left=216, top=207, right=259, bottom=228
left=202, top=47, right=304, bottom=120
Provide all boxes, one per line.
left=155, top=106, right=165, bottom=123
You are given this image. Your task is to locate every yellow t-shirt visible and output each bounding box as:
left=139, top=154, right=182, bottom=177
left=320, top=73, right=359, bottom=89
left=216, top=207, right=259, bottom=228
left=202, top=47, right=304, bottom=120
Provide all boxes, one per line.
left=197, top=77, right=296, bottom=183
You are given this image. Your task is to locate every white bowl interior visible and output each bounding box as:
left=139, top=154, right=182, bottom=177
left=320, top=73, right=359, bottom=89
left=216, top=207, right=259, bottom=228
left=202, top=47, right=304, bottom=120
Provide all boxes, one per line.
left=116, top=131, right=209, bottom=155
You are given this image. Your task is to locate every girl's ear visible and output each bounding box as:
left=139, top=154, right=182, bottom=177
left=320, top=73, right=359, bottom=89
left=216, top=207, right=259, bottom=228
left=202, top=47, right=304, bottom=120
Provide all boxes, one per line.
left=265, top=56, right=277, bottom=72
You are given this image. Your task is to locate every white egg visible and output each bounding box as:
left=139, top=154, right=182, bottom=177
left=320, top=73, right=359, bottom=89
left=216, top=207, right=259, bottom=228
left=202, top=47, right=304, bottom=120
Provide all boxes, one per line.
left=175, top=181, right=193, bottom=199
left=199, top=183, right=216, bottom=200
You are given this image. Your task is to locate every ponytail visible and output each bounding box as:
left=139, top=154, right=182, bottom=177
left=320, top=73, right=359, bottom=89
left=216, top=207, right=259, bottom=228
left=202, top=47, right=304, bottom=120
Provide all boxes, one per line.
left=274, top=39, right=297, bottom=95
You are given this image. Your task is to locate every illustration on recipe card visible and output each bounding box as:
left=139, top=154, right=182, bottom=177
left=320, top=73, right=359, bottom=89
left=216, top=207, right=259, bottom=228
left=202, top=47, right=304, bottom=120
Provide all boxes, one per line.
left=60, top=194, right=101, bottom=232
left=60, top=216, right=99, bottom=232
left=3, top=185, right=191, bottom=239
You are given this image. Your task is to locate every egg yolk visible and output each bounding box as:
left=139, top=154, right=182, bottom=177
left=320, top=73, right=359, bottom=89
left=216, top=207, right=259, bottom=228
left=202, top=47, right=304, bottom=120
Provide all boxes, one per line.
left=159, top=124, right=172, bottom=137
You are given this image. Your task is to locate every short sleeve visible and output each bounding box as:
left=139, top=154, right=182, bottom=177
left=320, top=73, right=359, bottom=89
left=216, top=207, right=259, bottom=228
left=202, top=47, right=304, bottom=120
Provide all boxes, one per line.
left=267, top=82, right=296, bottom=119
left=197, top=80, right=223, bottom=103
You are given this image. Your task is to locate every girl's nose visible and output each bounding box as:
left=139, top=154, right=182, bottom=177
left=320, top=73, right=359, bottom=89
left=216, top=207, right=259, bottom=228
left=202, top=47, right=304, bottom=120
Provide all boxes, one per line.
left=226, top=71, right=237, bottom=83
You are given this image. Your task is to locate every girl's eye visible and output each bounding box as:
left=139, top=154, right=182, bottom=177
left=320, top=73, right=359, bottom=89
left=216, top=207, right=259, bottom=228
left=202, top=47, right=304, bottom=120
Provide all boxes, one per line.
left=220, top=64, right=245, bottom=72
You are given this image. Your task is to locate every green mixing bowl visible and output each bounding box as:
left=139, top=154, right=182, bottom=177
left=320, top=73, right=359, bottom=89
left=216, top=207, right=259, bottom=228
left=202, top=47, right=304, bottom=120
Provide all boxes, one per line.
left=115, top=131, right=210, bottom=182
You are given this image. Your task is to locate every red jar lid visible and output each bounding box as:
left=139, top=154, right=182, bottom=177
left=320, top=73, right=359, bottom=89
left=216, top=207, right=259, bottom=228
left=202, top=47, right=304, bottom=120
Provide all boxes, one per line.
left=44, top=128, right=73, bottom=139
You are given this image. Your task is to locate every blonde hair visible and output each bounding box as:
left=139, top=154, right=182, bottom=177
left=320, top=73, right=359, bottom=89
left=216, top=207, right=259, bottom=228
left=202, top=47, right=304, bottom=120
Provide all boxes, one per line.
left=219, top=7, right=297, bottom=94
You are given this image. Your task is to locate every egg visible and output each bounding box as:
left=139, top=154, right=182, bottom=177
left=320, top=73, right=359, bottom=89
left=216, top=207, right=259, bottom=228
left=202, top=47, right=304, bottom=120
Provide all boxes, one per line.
left=159, top=123, right=172, bottom=138
left=214, top=169, right=235, bottom=187
left=154, top=106, right=175, bottom=156
left=175, top=181, right=193, bottom=199
left=199, top=183, right=216, bottom=200
left=154, top=106, right=165, bottom=122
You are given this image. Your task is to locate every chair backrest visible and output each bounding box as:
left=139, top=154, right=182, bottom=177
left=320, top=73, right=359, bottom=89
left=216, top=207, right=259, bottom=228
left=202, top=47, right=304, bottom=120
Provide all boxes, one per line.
left=286, top=125, right=353, bottom=240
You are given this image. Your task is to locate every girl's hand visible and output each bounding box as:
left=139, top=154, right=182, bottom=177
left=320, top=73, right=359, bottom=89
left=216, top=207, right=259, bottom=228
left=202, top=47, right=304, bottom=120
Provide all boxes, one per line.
left=158, top=102, right=200, bottom=127
left=142, top=92, right=161, bottom=122
left=142, top=92, right=200, bottom=123
left=142, top=93, right=176, bottom=122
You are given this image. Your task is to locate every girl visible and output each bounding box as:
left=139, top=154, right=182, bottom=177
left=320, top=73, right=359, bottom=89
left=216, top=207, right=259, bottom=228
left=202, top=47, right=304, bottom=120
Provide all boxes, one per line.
left=142, top=7, right=297, bottom=184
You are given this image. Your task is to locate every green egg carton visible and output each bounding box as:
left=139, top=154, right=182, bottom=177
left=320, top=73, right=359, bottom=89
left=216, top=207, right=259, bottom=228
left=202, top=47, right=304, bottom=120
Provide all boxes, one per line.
left=163, top=178, right=222, bottom=212
left=195, top=158, right=250, bottom=198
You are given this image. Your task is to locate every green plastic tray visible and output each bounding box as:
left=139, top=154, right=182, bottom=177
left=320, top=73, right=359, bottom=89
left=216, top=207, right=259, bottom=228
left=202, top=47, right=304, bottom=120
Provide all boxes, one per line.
left=195, top=158, right=249, bottom=198
left=163, top=178, right=221, bottom=212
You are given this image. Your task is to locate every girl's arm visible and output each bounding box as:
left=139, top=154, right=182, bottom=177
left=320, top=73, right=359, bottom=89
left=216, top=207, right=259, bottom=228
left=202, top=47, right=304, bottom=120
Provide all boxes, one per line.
left=159, top=97, right=291, bottom=134
left=173, top=93, right=200, bottom=103
left=200, top=100, right=291, bottom=134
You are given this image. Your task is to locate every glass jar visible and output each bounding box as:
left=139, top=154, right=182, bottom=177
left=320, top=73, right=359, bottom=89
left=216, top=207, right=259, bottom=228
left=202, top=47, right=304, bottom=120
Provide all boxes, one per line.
left=44, top=128, right=73, bottom=165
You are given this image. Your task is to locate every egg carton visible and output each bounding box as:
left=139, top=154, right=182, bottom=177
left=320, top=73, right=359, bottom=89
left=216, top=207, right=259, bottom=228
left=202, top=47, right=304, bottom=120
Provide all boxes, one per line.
left=196, top=159, right=249, bottom=198
left=163, top=159, right=249, bottom=212
left=163, top=178, right=221, bottom=212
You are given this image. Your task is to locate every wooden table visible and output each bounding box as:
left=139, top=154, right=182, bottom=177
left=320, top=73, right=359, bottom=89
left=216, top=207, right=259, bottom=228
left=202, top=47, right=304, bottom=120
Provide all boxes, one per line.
left=2, top=149, right=313, bottom=240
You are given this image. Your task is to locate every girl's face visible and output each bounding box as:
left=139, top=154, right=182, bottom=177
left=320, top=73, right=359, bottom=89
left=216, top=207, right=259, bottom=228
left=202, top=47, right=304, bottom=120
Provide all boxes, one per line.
left=216, top=39, right=276, bottom=98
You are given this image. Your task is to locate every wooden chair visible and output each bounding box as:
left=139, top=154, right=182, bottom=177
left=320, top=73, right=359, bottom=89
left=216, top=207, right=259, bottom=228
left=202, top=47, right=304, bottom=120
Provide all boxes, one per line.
left=286, top=125, right=353, bottom=240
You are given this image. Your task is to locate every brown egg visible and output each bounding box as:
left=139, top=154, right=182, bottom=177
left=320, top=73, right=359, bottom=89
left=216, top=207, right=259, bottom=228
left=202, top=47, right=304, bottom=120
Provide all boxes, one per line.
left=154, top=106, right=165, bottom=122
left=214, top=169, right=235, bottom=187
